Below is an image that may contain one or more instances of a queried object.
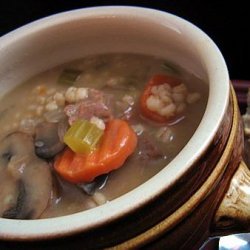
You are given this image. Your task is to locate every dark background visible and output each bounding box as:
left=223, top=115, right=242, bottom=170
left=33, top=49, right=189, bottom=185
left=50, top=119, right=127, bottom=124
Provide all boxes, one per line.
left=0, top=0, right=249, bottom=80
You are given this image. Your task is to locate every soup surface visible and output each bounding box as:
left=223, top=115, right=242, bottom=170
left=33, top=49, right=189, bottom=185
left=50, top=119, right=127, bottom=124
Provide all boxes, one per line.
left=0, top=53, right=208, bottom=219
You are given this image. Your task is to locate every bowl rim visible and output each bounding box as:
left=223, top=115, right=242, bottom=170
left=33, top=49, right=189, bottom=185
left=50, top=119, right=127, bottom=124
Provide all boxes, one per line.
left=0, top=6, right=229, bottom=240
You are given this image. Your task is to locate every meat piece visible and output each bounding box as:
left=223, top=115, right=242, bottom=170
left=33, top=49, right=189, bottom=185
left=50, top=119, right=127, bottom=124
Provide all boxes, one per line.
left=64, top=89, right=113, bottom=125
left=137, top=133, right=164, bottom=160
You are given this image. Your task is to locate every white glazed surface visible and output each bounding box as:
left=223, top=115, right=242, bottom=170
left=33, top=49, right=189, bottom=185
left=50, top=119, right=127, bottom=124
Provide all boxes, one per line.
left=0, top=6, right=229, bottom=239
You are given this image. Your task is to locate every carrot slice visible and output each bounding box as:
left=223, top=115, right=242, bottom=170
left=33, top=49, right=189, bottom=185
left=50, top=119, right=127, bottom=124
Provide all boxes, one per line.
left=140, top=74, right=181, bottom=123
left=54, top=119, right=137, bottom=183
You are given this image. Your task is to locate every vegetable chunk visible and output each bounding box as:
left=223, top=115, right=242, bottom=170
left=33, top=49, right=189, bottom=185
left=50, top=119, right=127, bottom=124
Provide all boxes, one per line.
left=140, top=74, right=200, bottom=123
left=54, top=119, right=138, bottom=182
left=64, top=120, right=104, bottom=154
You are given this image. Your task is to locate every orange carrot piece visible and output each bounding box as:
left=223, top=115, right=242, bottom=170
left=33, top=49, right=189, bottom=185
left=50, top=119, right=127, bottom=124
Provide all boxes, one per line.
left=140, top=74, right=181, bottom=123
left=54, top=119, right=137, bottom=183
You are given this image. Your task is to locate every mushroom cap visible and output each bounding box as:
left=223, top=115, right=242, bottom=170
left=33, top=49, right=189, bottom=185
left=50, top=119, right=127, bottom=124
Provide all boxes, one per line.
left=0, top=132, right=52, bottom=219
left=35, top=122, right=65, bottom=159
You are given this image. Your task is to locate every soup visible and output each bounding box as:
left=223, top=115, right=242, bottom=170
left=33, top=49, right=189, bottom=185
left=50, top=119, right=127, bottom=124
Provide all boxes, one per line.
left=0, top=53, right=208, bottom=219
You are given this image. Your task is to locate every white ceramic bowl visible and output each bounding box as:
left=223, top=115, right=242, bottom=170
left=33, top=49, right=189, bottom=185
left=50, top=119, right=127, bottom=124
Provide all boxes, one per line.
left=0, top=6, right=231, bottom=246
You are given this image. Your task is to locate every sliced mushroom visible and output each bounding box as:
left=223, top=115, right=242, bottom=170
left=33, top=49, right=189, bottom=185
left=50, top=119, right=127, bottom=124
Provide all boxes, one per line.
left=2, top=180, right=26, bottom=219
left=0, top=172, right=22, bottom=218
left=35, top=121, right=65, bottom=159
left=0, top=132, right=52, bottom=219
left=18, top=157, right=52, bottom=218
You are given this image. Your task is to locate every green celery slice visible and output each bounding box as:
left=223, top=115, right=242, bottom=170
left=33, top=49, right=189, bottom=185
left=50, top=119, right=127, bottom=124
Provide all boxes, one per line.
left=64, top=120, right=104, bottom=153
left=161, top=61, right=179, bottom=75
left=58, top=69, right=82, bottom=85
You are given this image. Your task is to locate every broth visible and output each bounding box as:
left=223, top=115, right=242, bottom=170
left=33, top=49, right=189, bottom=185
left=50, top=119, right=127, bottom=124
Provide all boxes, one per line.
left=0, top=53, right=208, bottom=219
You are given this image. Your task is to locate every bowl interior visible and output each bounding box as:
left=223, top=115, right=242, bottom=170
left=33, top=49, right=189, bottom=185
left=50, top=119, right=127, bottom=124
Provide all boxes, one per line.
left=0, top=7, right=210, bottom=96
left=0, top=6, right=229, bottom=239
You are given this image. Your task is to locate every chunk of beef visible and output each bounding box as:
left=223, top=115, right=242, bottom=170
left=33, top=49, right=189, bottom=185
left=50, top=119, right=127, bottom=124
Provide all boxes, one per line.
left=64, top=89, right=113, bottom=125
left=137, top=133, right=164, bottom=161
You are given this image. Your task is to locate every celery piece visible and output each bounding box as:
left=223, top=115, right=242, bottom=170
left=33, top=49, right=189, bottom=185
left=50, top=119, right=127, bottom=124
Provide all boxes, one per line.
left=64, top=120, right=104, bottom=153
left=161, top=61, right=179, bottom=75
left=58, top=69, right=82, bottom=85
